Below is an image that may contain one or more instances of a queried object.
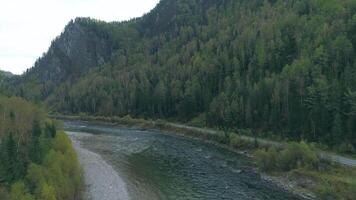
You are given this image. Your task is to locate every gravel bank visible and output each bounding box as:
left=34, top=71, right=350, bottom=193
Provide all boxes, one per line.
left=67, top=132, right=130, bottom=200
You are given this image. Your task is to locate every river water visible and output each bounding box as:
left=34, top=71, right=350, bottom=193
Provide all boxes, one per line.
left=65, top=121, right=302, bottom=200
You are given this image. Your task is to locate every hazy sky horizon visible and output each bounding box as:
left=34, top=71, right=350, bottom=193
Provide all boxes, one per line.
left=0, top=0, right=160, bottom=75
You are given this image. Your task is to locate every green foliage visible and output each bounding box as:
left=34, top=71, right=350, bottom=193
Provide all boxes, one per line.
left=1, top=132, right=26, bottom=184
left=293, top=166, right=356, bottom=200
left=0, top=96, right=82, bottom=200
left=254, top=147, right=278, bottom=172
left=277, top=142, right=319, bottom=171
left=26, top=164, right=45, bottom=195
left=39, top=133, right=82, bottom=200
left=39, top=184, right=56, bottom=200
left=0, top=96, right=44, bottom=139
left=230, top=134, right=254, bottom=149
left=25, top=133, right=82, bottom=200
left=337, top=142, right=356, bottom=154
left=188, top=113, right=206, bottom=127
left=315, top=182, right=342, bottom=200
left=44, top=121, right=57, bottom=138
left=7, top=181, right=34, bottom=200
left=5, top=0, right=356, bottom=150
left=52, top=132, right=72, bottom=154
left=29, top=122, right=44, bottom=164
left=255, top=142, right=319, bottom=172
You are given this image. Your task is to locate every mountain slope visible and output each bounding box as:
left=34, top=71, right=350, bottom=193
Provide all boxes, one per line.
left=5, top=0, right=356, bottom=150
left=0, top=70, right=14, bottom=78
left=0, top=70, right=14, bottom=94
left=8, top=18, right=123, bottom=99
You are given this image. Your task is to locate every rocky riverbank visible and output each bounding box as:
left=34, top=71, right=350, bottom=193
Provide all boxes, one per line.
left=68, top=132, right=130, bottom=200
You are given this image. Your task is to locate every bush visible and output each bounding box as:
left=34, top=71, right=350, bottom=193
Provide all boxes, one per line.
left=255, top=142, right=319, bottom=172
left=350, top=181, right=356, bottom=199
left=45, top=133, right=82, bottom=200
left=277, top=142, right=319, bottom=171
left=52, top=132, right=72, bottom=154
left=230, top=134, right=253, bottom=149
left=206, top=133, right=223, bottom=144
left=254, top=147, right=278, bottom=172
left=315, top=181, right=340, bottom=200
left=7, top=181, right=34, bottom=200
left=188, top=114, right=206, bottom=127
left=26, top=164, right=45, bottom=195
left=337, top=142, right=355, bottom=154
left=39, top=184, right=56, bottom=200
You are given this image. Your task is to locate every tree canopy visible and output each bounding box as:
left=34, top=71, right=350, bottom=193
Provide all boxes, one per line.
left=0, top=96, right=82, bottom=200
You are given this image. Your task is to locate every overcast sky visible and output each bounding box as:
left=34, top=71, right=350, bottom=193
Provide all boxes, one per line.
left=0, top=0, right=160, bottom=75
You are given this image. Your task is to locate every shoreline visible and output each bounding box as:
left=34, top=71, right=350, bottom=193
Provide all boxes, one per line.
left=67, top=131, right=130, bottom=200
left=60, top=115, right=318, bottom=200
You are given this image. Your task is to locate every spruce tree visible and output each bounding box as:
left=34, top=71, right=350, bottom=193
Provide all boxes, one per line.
left=29, top=120, right=44, bottom=164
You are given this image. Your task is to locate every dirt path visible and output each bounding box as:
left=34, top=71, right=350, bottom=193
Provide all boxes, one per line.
left=67, top=132, right=130, bottom=200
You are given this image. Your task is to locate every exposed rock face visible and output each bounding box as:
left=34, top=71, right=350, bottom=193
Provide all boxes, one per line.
left=5, top=1, right=222, bottom=101
left=22, top=18, right=116, bottom=97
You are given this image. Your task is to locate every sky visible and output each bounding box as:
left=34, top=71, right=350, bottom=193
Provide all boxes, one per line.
left=0, top=0, right=160, bottom=75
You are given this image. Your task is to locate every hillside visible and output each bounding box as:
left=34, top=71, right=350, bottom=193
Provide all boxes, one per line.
left=0, top=71, right=13, bottom=94
left=0, top=96, right=83, bottom=200
left=4, top=0, right=356, bottom=151
left=0, top=70, right=13, bottom=78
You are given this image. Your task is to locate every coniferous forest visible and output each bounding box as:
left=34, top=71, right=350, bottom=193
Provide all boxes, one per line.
left=3, top=0, right=356, bottom=152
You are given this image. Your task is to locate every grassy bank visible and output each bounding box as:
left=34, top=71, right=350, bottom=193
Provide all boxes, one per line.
left=255, top=143, right=356, bottom=200
left=55, top=114, right=356, bottom=200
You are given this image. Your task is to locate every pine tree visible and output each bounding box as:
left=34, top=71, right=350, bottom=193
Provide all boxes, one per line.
left=30, top=120, right=44, bottom=164
left=5, top=132, right=24, bottom=183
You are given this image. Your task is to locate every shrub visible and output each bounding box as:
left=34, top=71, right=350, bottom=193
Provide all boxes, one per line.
left=188, top=114, right=206, bottom=127
left=255, top=142, right=319, bottom=172
left=315, top=181, right=341, bottom=200
left=337, top=142, right=355, bottom=154
left=254, top=147, right=278, bottom=172
left=39, top=184, right=56, bottom=200
left=52, top=132, right=72, bottom=154
left=298, top=142, right=319, bottom=169
left=276, top=142, right=319, bottom=171
left=350, top=181, right=356, bottom=199
left=207, top=133, right=227, bottom=144
left=26, top=164, right=45, bottom=195
left=230, top=134, right=253, bottom=149
left=7, top=181, right=34, bottom=200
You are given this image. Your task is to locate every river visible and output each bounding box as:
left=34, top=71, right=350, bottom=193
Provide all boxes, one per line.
left=65, top=121, right=303, bottom=200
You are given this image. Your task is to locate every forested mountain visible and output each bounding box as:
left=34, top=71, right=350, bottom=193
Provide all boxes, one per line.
left=0, top=71, right=13, bottom=94
left=5, top=0, right=356, bottom=151
left=0, top=71, right=13, bottom=78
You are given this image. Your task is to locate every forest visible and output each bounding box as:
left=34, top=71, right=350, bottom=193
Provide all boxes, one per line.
left=0, top=96, right=82, bottom=200
left=3, top=0, right=356, bottom=152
